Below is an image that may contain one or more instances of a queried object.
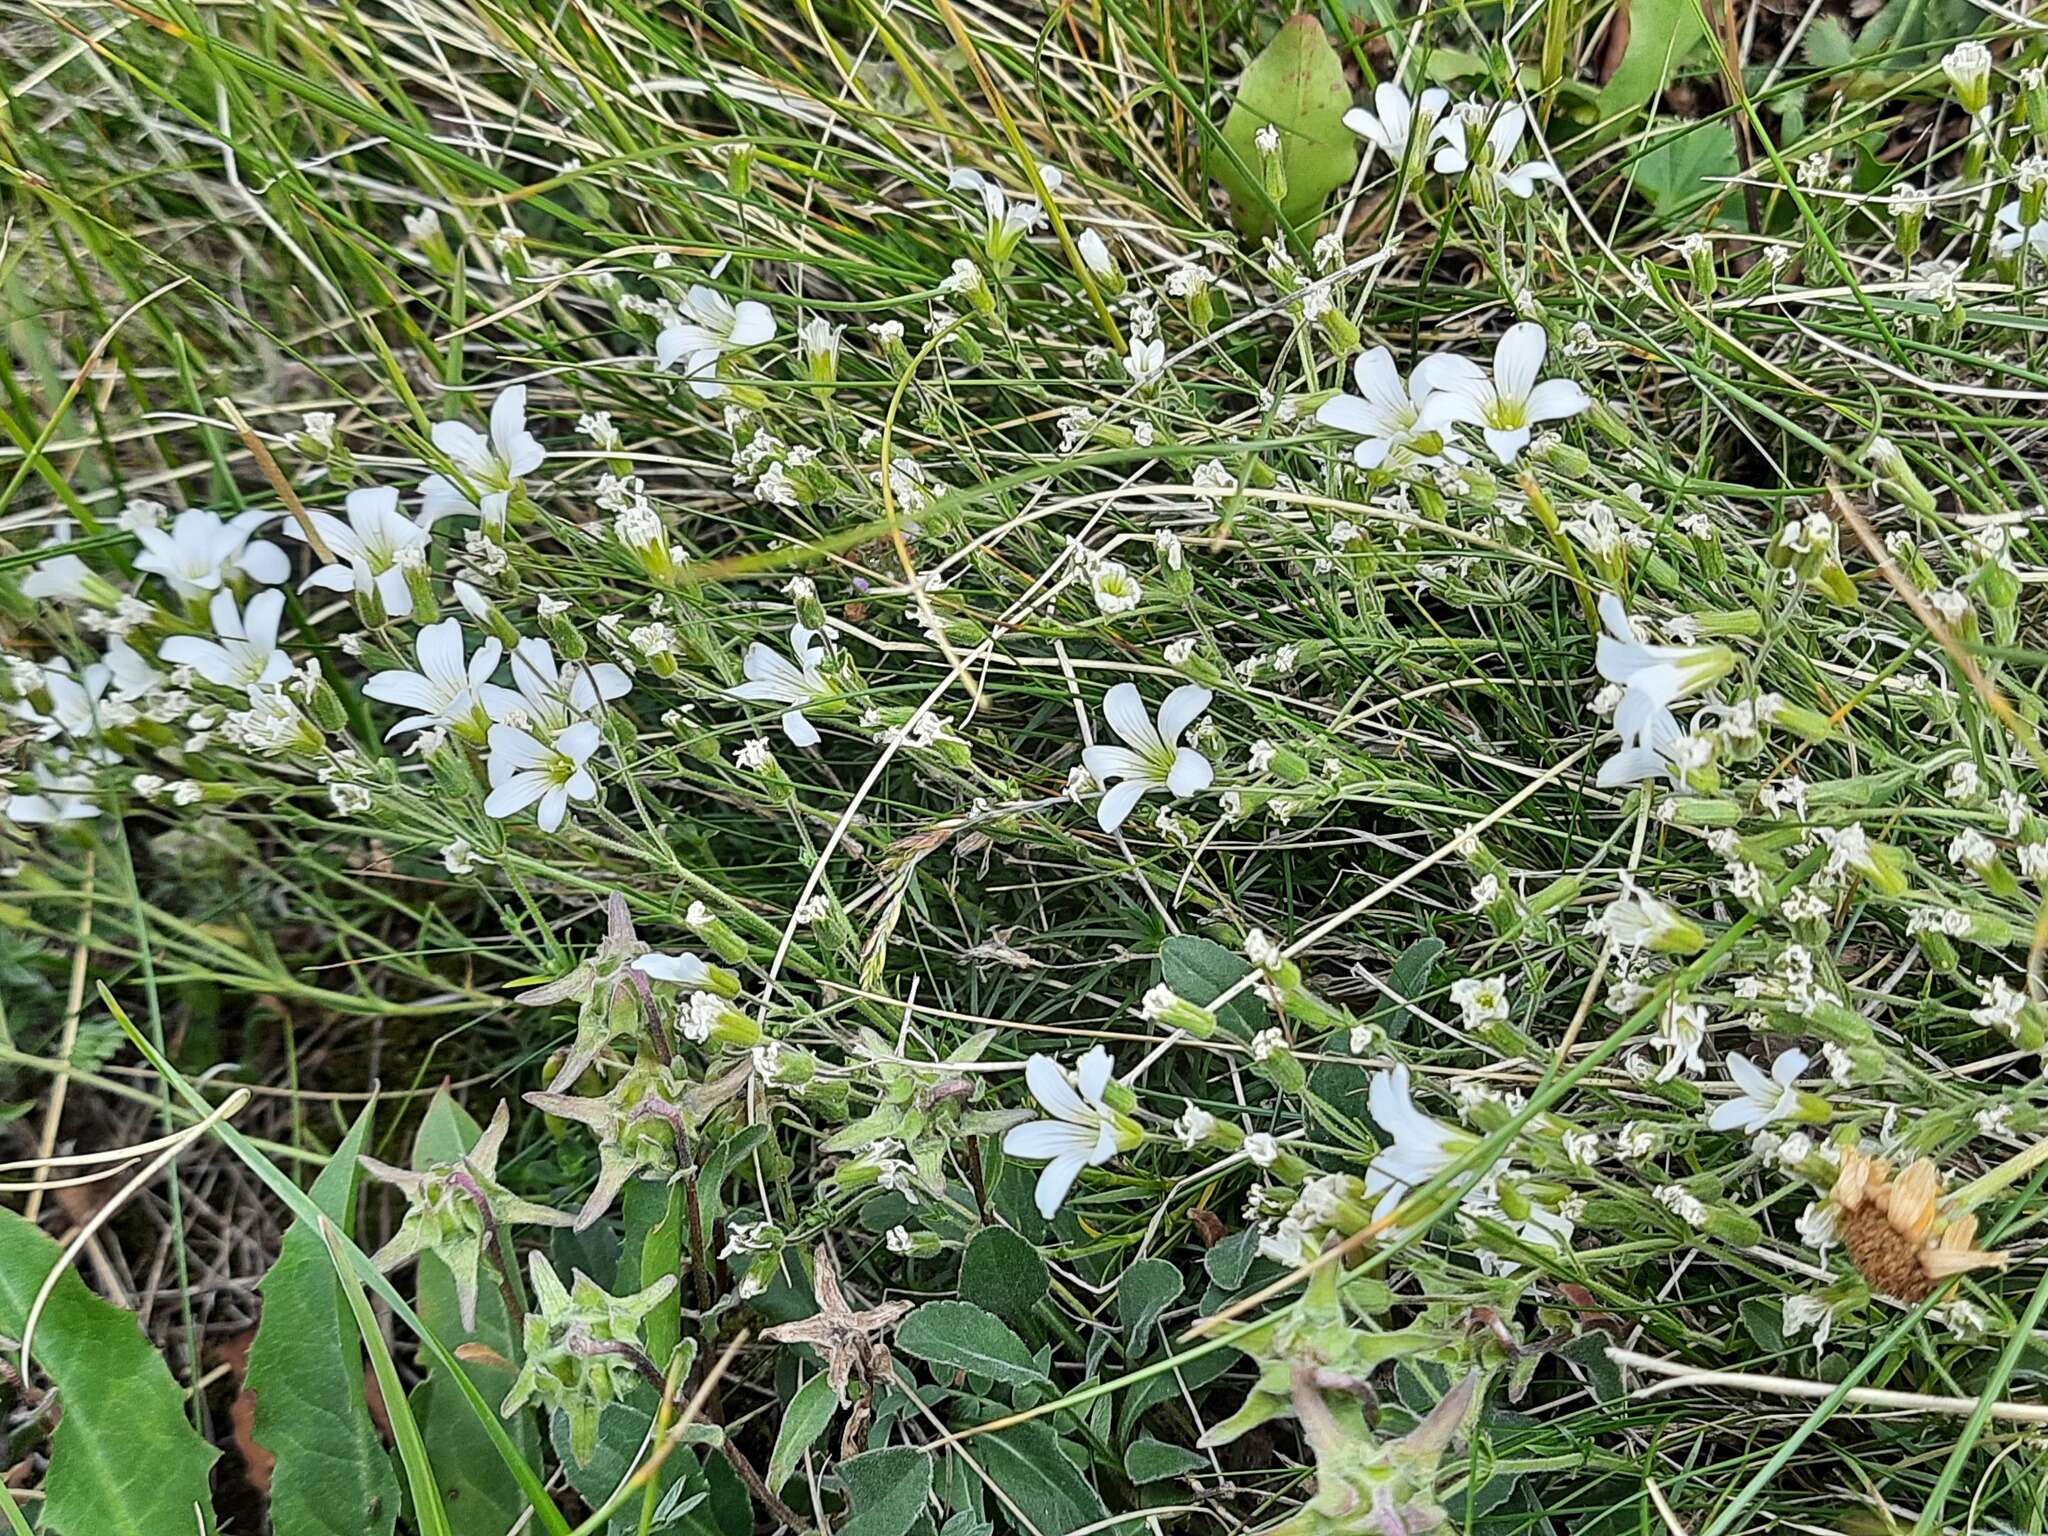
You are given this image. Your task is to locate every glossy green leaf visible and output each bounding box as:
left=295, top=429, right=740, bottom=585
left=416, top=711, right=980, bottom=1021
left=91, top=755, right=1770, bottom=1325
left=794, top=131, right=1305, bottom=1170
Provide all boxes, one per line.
left=1207, top=14, right=1359, bottom=240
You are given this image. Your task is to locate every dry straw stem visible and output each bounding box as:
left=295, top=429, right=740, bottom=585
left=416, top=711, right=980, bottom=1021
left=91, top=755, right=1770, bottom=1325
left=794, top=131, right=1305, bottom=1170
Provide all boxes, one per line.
left=1610, top=1347, right=2048, bottom=1427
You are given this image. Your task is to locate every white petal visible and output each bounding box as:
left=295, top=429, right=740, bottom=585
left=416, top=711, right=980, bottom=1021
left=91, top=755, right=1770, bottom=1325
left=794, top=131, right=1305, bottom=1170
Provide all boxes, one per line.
left=1154, top=684, right=1212, bottom=747
left=484, top=772, right=547, bottom=819
left=1525, top=378, right=1590, bottom=424
left=1101, top=682, right=1160, bottom=752
left=1351, top=347, right=1410, bottom=417
left=1075, top=1045, right=1115, bottom=1105
left=416, top=619, right=466, bottom=689
left=1082, top=744, right=1148, bottom=783
left=728, top=302, right=776, bottom=349
left=781, top=709, right=820, bottom=747
left=1773, top=1048, right=1809, bottom=1085
left=1032, top=1153, right=1088, bottom=1220
left=1166, top=748, right=1213, bottom=797
left=1024, top=1054, right=1088, bottom=1122
left=1494, top=322, right=1548, bottom=400
left=1317, top=393, right=1389, bottom=440
left=1096, top=777, right=1148, bottom=834
left=1005, top=1120, right=1096, bottom=1161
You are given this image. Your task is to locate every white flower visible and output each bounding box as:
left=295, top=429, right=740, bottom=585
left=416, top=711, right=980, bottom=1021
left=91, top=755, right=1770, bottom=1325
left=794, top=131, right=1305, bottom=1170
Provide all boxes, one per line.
left=1418, top=322, right=1588, bottom=464
left=1362, top=1064, right=1480, bottom=1220
left=1707, top=1049, right=1810, bottom=1133
left=484, top=719, right=602, bottom=833
left=1449, top=974, right=1510, bottom=1029
left=132, top=508, right=289, bottom=600
left=1344, top=82, right=1450, bottom=165
left=1244, top=1132, right=1280, bottom=1167
left=1654, top=999, right=1707, bottom=1083
left=656, top=285, right=777, bottom=398
left=288, top=487, right=432, bottom=619
left=1081, top=682, right=1214, bottom=833
left=441, top=837, right=480, bottom=875
left=1782, top=1293, right=1835, bottom=1354
left=1076, top=228, right=1117, bottom=277
left=1001, top=1045, right=1130, bottom=1219
left=1432, top=104, right=1562, bottom=198
left=1314, top=346, right=1485, bottom=470
left=420, top=385, right=545, bottom=527
left=482, top=637, right=631, bottom=734
left=12, top=658, right=112, bottom=747
left=632, top=952, right=714, bottom=986
left=949, top=165, right=1063, bottom=263
left=362, top=619, right=502, bottom=739
left=726, top=624, right=836, bottom=747
left=1123, top=335, right=1165, bottom=389
left=1594, top=593, right=1733, bottom=787
left=1993, top=201, right=2048, bottom=258
left=1089, top=561, right=1142, bottom=614
left=1796, top=1200, right=1838, bottom=1251
left=1592, top=882, right=1702, bottom=953
left=158, top=588, right=293, bottom=690
left=1174, top=1102, right=1216, bottom=1149
left=5, top=752, right=101, bottom=825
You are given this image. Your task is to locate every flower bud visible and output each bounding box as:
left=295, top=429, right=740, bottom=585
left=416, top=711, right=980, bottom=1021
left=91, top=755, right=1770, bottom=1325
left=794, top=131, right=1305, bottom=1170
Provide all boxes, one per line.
left=1139, top=984, right=1217, bottom=1038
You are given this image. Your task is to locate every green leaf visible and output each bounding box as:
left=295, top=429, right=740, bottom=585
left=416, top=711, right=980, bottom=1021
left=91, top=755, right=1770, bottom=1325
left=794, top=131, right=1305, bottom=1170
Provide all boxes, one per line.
left=246, top=1105, right=401, bottom=1536
left=1596, top=0, right=1710, bottom=114
left=896, top=1301, right=1048, bottom=1388
left=961, top=1420, right=1107, bottom=1536
left=1159, top=936, right=1261, bottom=1040
left=1114, top=1259, right=1183, bottom=1358
left=1801, top=15, right=1856, bottom=69
left=766, top=1372, right=839, bottom=1496
left=1204, top=1226, right=1260, bottom=1292
left=1207, top=14, right=1359, bottom=240
left=0, top=1208, right=219, bottom=1536
left=959, top=1228, right=1048, bottom=1327
left=1628, top=120, right=1739, bottom=216
left=1122, top=1438, right=1206, bottom=1484
left=838, top=1446, right=931, bottom=1536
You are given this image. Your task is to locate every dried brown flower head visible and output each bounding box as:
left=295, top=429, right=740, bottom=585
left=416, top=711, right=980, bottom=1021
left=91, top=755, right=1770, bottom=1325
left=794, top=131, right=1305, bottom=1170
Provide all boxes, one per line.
left=1829, top=1149, right=2005, bottom=1301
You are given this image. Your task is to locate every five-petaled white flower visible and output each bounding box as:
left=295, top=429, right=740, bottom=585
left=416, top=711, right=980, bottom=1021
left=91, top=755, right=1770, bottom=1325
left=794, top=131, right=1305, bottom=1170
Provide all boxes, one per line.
left=1593, top=592, right=1734, bottom=787
left=726, top=624, right=837, bottom=747
left=656, top=286, right=777, bottom=399
left=1363, top=1064, right=1480, bottom=1220
left=1082, top=682, right=1214, bottom=833
left=485, top=719, right=602, bottom=833
left=159, top=588, right=293, bottom=690
left=133, top=508, right=289, bottom=601
left=421, top=385, right=545, bottom=527
left=13, top=659, right=112, bottom=748
left=1431, top=103, right=1562, bottom=199
left=1002, top=1045, right=1136, bottom=1219
left=949, top=165, right=1063, bottom=264
left=1315, top=346, right=1485, bottom=470
left=1707, top=1048, right=1812, bottom=1133
left=288, top=487, right=432, bottom=619
left=1344, top=82, right=1450, bottom=167
left=482, top=637, right=631, bottom=734
left=1418, top=322, right=1589, bottom=464
left=363, top=619, right=502, bottom=740
left=4, top=752, right=102, bottom=825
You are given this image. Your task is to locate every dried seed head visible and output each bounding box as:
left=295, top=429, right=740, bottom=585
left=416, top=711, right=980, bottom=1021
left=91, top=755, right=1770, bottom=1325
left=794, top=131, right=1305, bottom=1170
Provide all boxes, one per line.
left=1830, top=1150, right=2006, bottom=1300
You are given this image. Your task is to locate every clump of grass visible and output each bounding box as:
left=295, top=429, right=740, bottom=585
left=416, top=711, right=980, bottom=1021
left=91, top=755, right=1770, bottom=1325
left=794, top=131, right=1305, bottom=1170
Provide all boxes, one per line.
left=4, top=1, right=2048, bottom=1533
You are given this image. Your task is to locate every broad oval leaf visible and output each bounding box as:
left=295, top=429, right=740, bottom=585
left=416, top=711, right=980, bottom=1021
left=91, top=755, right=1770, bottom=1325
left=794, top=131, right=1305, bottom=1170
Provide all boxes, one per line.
left=895, top=1300, right=1048, bottom=1388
